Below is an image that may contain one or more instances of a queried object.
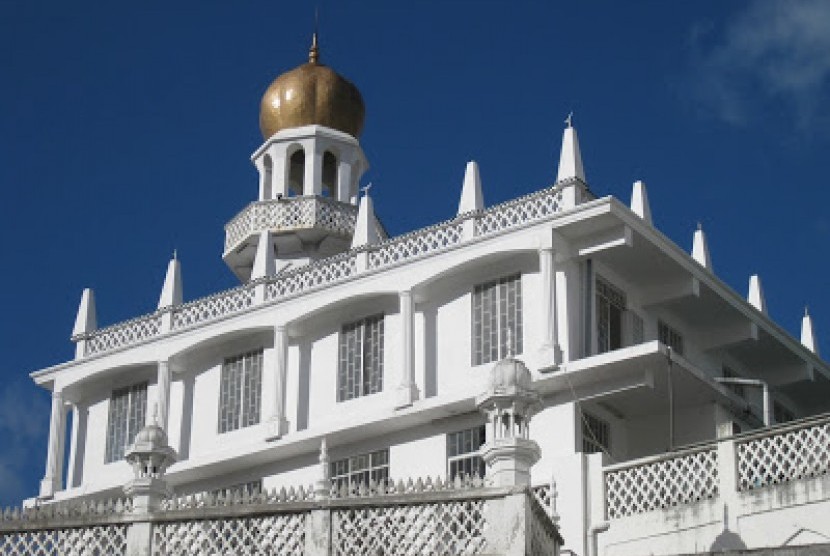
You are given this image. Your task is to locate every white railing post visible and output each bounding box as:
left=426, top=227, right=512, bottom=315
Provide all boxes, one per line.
left=717, top=436, right=739, bottom=530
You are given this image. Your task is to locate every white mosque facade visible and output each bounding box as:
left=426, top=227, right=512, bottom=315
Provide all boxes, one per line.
left=25, top=38, right=830, bottom=555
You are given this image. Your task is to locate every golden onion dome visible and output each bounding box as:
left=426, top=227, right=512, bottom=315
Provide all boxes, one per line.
left=259, top=35, right=365, bottom=139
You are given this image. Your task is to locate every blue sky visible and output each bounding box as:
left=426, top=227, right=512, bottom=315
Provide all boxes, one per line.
left=1, top=1, right=829, bottom=506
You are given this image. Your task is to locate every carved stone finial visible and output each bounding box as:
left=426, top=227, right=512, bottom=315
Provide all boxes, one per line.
left=360, top=182, right=373, bottom=195
left=564, top=111, right=573, bottom=128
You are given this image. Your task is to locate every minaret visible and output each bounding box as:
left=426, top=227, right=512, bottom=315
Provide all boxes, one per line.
left=223, top=34, right=375, bottom=282
left=555, top=113, right=590, bottom=210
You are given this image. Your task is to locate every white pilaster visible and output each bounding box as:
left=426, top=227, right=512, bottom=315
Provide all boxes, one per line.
left=65, top=403, right=80, bottom=489
left=266, top=325, right=290, bottom=440
left=630, top=180, right=652, bottom=224
left=801, top=307, right=819, bottom=355
left=538, top=247, right=562, bottom=367
left=155, top=360, right=172, bottom=431
left=40, top=390, right=66, bottom=498
left=748, top=275, right=767, bottom=314
left=395, top=290, right=419, bottom=409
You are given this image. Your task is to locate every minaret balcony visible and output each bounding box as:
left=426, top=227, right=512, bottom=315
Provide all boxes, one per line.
left=224, top=196, right=358, bottom=256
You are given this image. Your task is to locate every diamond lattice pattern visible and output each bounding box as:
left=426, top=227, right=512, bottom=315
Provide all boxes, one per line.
left=605, top=449, right=719, bottom=519
left=153, top=513, right=306, bottom=556
left=475, top=187, right=563, bottom=237
left=737, top=420, right=830, bottom=491
left=332, top=500, right=487, bottom=556
left=369, top=223, right=463, bottom=269
left=0, top=525, right=127, bottom=555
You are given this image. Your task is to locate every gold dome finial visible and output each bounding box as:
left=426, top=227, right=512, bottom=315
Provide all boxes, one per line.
left=309, top=32, right=319, bottom=64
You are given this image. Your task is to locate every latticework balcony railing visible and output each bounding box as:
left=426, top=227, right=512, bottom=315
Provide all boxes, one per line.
left=603, top=413, right=830, bottom=520
left=78, top=180, right=582, bottom=357
left=224, top=196, right=359, bottom=254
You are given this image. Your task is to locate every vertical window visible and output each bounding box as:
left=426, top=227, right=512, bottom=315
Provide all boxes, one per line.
left=447, top=426, right=486, bottom=480
left=338, top=314, right=384, bottom=402
left=288, top=149, right=305, bottom=195
left=658, top=320, right=684, bottom=355
left=581, top=412, right=611, bottom=454
left=330, top=449, right=389, bottom=490
left=105, top=382, right=147, bottom=463
left=218, top=350, right=263, bottom=433
left=322, top=151, right=337, bottom=197
left=472, top=274, right=522, bottom=365
left=722, top=366, right=745, bottom=398
left=596, top=277, right=625, bottom=353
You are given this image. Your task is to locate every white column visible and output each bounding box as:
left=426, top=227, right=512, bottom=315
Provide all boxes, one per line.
left=40, top=390, right=66, bottom=498
left=266, top=325, right=289, bottom=440
left=336, top=158, right=352, bottom=203
left=395, top=290, right=420, bottom=409
left=539, top=247, right=562, bottom=367
left=65, top=403, right=79, bottom=489
left=155, top=360, right=172, bottom=430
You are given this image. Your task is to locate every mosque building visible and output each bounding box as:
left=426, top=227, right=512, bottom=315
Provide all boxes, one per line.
left=25, top=35, right=830, bottom=555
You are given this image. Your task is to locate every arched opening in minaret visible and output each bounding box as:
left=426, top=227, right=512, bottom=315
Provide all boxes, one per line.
left=322, top=151, right=337, bottom=198
left=288, top=149, right=305, bottom=196
left=262, top=155, right=273, bottom=200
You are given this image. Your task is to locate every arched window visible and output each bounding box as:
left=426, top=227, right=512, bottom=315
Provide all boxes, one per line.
left=262, top=155, right=273, bottom=200
left=288, top=149, right=305, bottom=196
left=322, top=151, right=338, bottom=198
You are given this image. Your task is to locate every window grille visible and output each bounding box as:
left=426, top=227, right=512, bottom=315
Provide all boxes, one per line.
left=628, top=311, right=644, bottom=345
left=331, top=449, right=389, bottom=489
left=773, top=401, right=795, bottom=424
left=596, top=277, right=625, bottom=353
left=582, top=412, right=611, bottom=454
left=658, top=320, right=684, bottom=355
left=105, top=382, right=147, bottom=463
left=338, top=314, right=384, bottom=402
left=472, top=274, right=523, bottom=365
left=447, top=425, right=486, bottom=480
left=722, top=366, right=745, bottom=398
left=218, top=350, right=263, bottom=433
left=213, top=479, right=263, bottom=498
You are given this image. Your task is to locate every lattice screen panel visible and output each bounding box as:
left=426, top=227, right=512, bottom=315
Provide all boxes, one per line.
left=475, top=187, right=564, bottom=236
left=737, top=420, right=830, bottom=490
left=0, top=525, right=128, bottom=555
left=605, top=449, right=718, bottom=519
left=332, top=500, right=486, bottom=556
left=153, top=514, right=306, bottom=556
left=368, top=223, right=463, bottom=269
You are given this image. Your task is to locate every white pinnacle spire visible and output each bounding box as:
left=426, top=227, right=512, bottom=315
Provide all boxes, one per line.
left=556, top=113, right=586, bottom=183
left=157, top=252, right=183, bottom=309
left=801, top=307, right=818, bottom=355
left=630, top=180, right=652, bottom=224
left=72, top=288, right=97, bottom=337
left=351, top=185, right=380, bottom=249
left=457, top=161, right=484, bottom=215
left=251, top=230, right=276, bottom=281
left=747, top=275, right=767, bottom=314
left=692, top=223, right=712, bottom=270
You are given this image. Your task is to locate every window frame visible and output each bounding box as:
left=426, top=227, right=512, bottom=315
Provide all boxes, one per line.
left=218, top=349, right=263, bottom=434
left=330, top=449, right=390, bottom=490
left=581, top=411, right=611, bottom=455
left=447, top=425, right=487, bottom=481
left=337, top=313, right=385, bottom=402
left=105, top=382, right=148, bottom=464
left=658, top=319, right=684, bottom=355
left=472, top=273, right=523, bottom=366
left=596, top=277, right=626, bottom=354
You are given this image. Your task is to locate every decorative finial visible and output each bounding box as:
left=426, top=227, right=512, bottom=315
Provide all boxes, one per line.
left=697, top=221, right=703, bottom=231
left=309, top=31, right=319, bottom=64
left=564, top=111, right=574, bottom=128
left=360, top=182, right=373, bottom=196
left=805, top=305, right=810, bottom=317
left=172, top=249, right=177, bottom=261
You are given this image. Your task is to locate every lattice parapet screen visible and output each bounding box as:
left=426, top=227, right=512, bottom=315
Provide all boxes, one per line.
left=474, top=184, right=565, bottom=237
left=172, top=285, right=255, bottom=330
left=0, top=525, right=128, bottom=556
left=368, top=222, right=463, bottom=269
left=266, top=253, right=357, bottom=301
left=86, top=314, right=162, bottom=356
left=737, top=418, right=830, bottom=491
left=532, top=484, right=554, bottom=519
left=528, top=494, right=560, bottom=556
left=605, top=448, right=719, bottom=519
left=153, top=513, right=306, bottom=556
left=332, top=499, right=487, bottom=556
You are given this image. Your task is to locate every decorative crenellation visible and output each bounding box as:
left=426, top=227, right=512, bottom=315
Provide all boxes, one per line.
left=77, top=180, right=582, bottom=358
left=605, top=447, right=719, bottom=519
left=330, top=474, right=486, bottom=500
left=0, top=497, right=132, bottom=526
left=224, top=196, right=359, bottom=254
left=737, top=415, right=830, bottom=491
left=161, top=485, right=315, bottom=512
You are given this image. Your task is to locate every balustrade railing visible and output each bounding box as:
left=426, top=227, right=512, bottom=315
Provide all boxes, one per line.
left=603, top=413, right=830, bottom=520
left=78, top=181, right=577, bottom=357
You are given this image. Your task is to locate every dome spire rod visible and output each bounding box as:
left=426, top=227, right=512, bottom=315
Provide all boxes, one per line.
left=309, top=7, right=320, bottom=64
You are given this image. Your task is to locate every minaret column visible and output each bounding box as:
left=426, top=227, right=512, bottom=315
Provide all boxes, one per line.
left=336, top=154, right=356, bottom=203
left=266, top=324, right=290, bottom=439
left=538, top=246, right=562, bottom=365
left=40, top=390, right=67, bottom=498
left=395, top=290, right=419, bottom=409
left=304, top=142, right=324, bottom=196
left=155, top=360, right=172, bottom=431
